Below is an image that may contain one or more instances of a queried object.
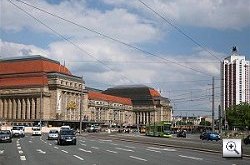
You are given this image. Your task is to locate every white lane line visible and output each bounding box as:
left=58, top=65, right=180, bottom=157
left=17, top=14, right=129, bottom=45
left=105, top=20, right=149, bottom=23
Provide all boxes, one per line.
left=115, top=147, right=134, bottom=152
left=80, top=143, right=86, bottom=146
left=54, top=146, right=59, bottom=149
left=147, top=147, right=176, bottom=152
left=79, top=140, right=85, bottom=143
left=0, top=150, right=4, bottom=154
left=61, top=150, right=68, bottom=154
left=129, top=156, right=147, bottom=162
left=79, top=148, right=92, bottom=153
left=178, top=155, right=203, bottom=160
left=17, top=143, right=20, bottom=146
left=19, top=150, right=24, bottom=154
left=49, top=143, right=52, bottom=146
left=91, top=147, right=99, bottom=150
left=20, top=156, right=26, bottom=161
left=17, top=147, right=22, bottom=150
left=110, top=143, right=118, bottom=146
left=146, top=149, right=161, bottom=153
left=106, top=150, right=117, bottom=154
left=125, top=146, right=135, bottom=149
left=36, top=149, right=46, bottom=154
left=73, top=155, right=84, bottom=161
left=28, top=141, right=33, bottom=143
left=99, top=139, right=112, bottom=142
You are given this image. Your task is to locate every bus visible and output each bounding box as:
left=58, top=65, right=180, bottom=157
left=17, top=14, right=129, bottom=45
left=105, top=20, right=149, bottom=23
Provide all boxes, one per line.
left=145, top=121, right=172, bottom=138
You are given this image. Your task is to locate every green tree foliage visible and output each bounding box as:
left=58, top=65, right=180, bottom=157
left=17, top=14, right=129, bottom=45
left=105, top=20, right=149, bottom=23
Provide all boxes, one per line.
left=226, top=103, right=250, bottom=130
left=199, top=120, right=211, bottom=126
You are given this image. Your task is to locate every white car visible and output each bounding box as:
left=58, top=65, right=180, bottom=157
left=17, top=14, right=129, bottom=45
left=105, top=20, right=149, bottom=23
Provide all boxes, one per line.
left=47, top=130, right=59, bottom=140
left=12, top=126, right=25, bottom=137
left=32, top=127, right=42, bottom=136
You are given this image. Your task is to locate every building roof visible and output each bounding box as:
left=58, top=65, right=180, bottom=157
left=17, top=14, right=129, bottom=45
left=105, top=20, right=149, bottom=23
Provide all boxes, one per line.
left=0, top=55, right=73, bottom=88
left=88, top=91, right=132, bottom=106
left=0, top=55, right=71, bottom=75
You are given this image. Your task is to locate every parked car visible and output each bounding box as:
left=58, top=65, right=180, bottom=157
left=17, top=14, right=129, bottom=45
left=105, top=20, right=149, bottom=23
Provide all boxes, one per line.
left=243, top=135, right=250, bottom=145
left=200, top=132, right=220, bottom=141
left=57, top=129, right=76, bottom=145
left=11, top=126, right=25, bottom=137
left=60, top=125, right=71, bottom=130
left=48, top=130, right=59, bottom=140
left=32, top=127, right=42, bottom=136
left=0, top=130, right=12, bottom=143
left=177, top=130, right=186, bottom=138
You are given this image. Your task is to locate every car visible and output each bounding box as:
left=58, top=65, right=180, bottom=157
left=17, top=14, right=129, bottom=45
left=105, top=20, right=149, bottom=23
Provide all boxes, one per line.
left=11, top=126, right=25, bottom=137
left=57, top=129, right=76, bottom=145
left=243, top=135, right=250, bottom=145
left=177, top=130, right=186, bottom=138
left=200, top=132, right=220, bottom=141
left=60, top=125, right=71, bottom=130
left=0, top=130, right=12, bottom=143
left=32, top=127, right=42, bottom=136
left=48, top=130, right=59, bottom=140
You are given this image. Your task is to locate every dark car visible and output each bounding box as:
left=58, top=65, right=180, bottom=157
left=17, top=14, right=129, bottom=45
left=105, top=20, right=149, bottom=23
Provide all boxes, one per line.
left=243, top=135, right=250, bottom=145
left=0, top=130, right=12, bottom=143
left=200, top=132, right=220, bottom=141
left=177, top=130, right=186, bottom=138
left=57, top=129, right=76, bottom=145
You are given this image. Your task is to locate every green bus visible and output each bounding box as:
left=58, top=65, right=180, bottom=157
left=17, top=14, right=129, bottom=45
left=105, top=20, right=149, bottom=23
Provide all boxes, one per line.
left=145, top=121, right=172, bottom=138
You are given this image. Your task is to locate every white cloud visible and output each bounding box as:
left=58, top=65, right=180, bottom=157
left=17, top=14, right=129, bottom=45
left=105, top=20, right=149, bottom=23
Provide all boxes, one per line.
left=104, top=0, right=250, bottom=30
left=1, top=0, right=160, bottom=43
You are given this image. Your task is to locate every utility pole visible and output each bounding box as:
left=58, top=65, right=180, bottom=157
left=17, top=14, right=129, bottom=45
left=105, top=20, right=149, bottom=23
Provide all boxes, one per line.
left=218, top=105, right=222, bottom=134
left=79, top=76, right=83, bottom=134
left=212, top=77, right=215, bottom=132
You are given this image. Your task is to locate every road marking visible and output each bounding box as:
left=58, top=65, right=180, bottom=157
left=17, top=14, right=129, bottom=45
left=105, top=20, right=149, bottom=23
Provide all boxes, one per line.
left=80, top=143, right=86, bottom=146
left=36, top=149, right=46, bottom=154
left=146, top=149, right=161, bottom=153
left=91, top=147, right=99, bottom=150
left=20, top=156, right=26, bottom=161
left=125, top=146, right=135, bottom=149
left=178, top=155, right=203, bottom=160
left=54, top=146, right=59, bottom=149
left=0, top=150, right=4, bottom=154
left=49, top=143, right=52, bottom=146
left=99, top=139, right=112, bottom=142
left=147, top=147, right=176, bottom=152
left=110, top=143, right=118, bottom=146
left=129, top=156, right=147, bottom=162
left=73, top=155, right=84, bottom=160
left=17, top=143, right=20, bottom=146
left=17, top=147, right=22, bottom=150
left=79, top=140, right=85, bottom=143
left=61, top=150, right=68, bottom=153
left=79, top=148, right=92, bottom=153
left=106, top=150, right=117, bottom=154
left=115, top=147, right=134, bottom=152
left=28, top=141, right=33, bottom=143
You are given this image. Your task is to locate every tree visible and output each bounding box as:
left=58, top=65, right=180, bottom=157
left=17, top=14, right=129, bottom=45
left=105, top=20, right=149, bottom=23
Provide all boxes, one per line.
left=226, top=103, right=250, bottom=130
left=199, top=120, right=211, bottom=126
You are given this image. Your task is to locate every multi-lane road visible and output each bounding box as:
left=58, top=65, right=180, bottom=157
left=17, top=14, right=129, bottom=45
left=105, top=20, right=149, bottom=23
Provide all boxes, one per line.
left=0, top=133, right=249, bottom=165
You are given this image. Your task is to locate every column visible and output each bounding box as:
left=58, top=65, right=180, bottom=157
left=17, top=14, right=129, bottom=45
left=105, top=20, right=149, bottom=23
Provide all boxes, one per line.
left=8, top=99, right=12, bottom=119
left=12, top=99, right=17, bottom=120
left=22, top=99, right=26, bottom=120
left=36, top=97, right=41, bottom=119
left=26, top=99, right=30, bottom=120
left=31, top=98, right=36, bottom=119
left=17, top=99, right=21, bottom=119
left=0, top=99, right=3, bottom=118
left=4, top=99, right=8, bottom=119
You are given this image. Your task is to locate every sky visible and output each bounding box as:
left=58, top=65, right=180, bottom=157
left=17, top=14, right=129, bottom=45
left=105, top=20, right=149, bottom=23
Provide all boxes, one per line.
left=1, top=0, right=250, bottom=117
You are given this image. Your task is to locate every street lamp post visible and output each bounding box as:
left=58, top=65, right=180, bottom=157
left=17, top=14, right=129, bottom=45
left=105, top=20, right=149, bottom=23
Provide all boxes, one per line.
left=79, top=77, right=83, bottom=134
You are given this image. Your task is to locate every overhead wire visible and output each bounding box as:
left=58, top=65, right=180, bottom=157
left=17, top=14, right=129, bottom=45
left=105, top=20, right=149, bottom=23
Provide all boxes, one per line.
left=12, top=0, right=214, bottom=77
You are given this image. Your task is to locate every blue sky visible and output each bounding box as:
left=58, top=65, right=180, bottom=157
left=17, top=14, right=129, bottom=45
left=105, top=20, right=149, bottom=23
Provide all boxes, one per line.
left=1, top=0, right=250, bottom=117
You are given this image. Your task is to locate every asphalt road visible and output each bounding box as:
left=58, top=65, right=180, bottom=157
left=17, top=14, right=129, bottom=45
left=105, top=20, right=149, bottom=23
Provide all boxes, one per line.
left=0, top=133, right=249, bottom=165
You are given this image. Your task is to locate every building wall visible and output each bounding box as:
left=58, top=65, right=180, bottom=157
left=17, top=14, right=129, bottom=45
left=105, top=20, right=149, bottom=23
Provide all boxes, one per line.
left=221, top=51, right=250, bottom=112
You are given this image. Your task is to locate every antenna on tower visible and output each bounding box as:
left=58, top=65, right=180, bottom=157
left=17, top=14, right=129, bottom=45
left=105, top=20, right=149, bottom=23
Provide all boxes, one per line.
left=232, top=46, right=238, bottom=53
